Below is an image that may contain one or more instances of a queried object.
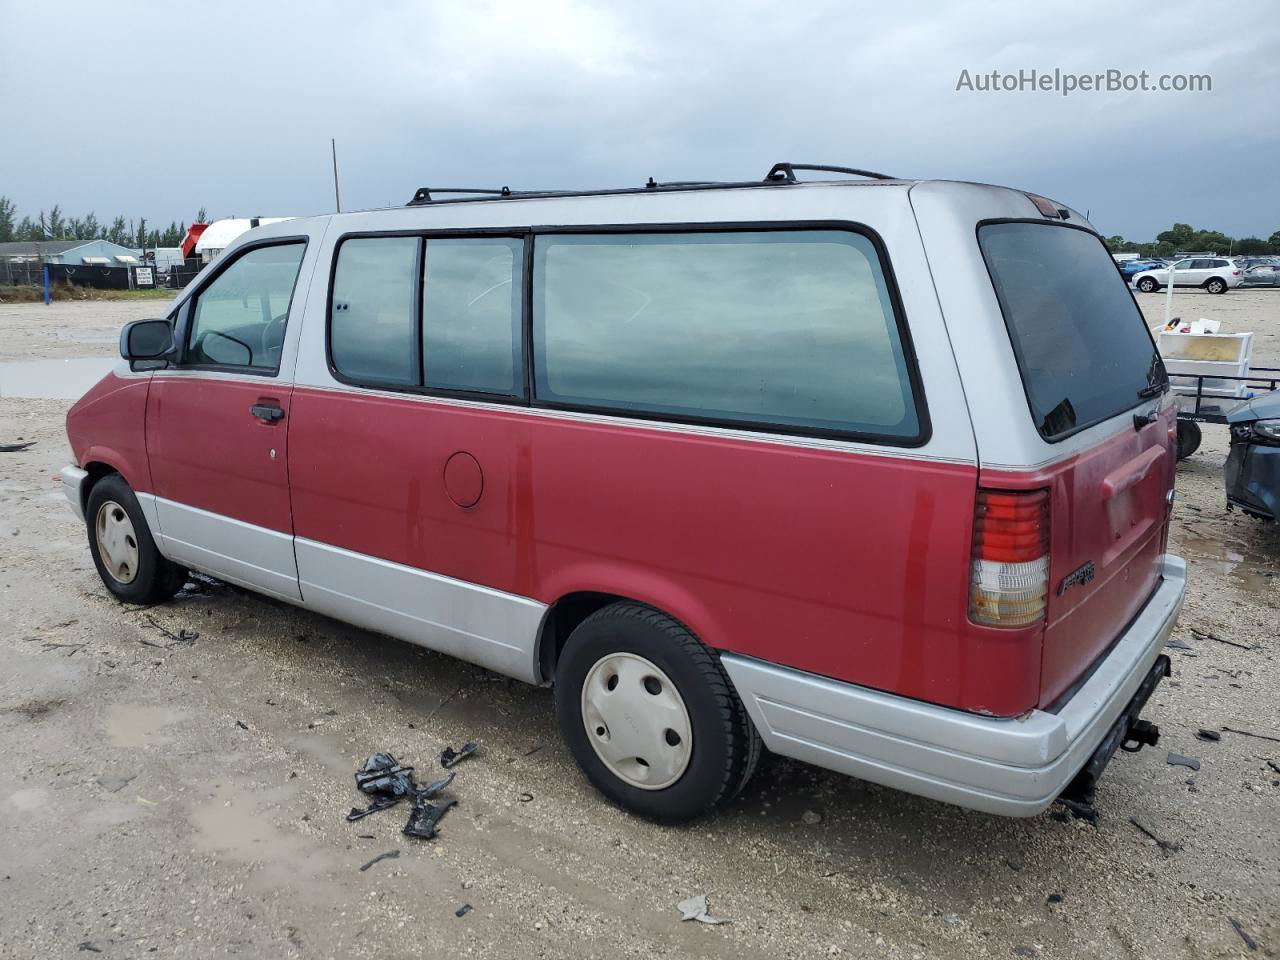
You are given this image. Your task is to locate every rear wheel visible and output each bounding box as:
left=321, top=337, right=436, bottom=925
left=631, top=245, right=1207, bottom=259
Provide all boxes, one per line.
left=554, top=602, right=761, bottom=820
left=86, top=474, right=186, bottom=604
left=1176, top=420, right=1203, bottom=460
left=1137, top=277, right=1159, bottom=293
left=1205, top=277, right=1227, bottom=294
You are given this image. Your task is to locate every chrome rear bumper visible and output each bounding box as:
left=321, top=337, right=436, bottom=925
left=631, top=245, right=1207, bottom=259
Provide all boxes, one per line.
left=722, top=555, right=1187, bottom=817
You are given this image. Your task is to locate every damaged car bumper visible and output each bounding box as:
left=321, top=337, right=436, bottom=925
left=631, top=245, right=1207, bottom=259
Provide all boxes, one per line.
left=61, top=464, right=88, bottom=522
left=1225, top=436, right=1280, bottom=523
left=721, top=555, right=1186, bottom=817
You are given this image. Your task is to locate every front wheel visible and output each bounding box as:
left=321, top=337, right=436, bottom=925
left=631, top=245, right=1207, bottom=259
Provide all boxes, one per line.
left=554, top=602, right=761, bottom=820
left=1137, top=277, right=1159, bottom=293
left=1205, top=278, right=1227, bottom=295
left=86, top=473, right=187, bottom=604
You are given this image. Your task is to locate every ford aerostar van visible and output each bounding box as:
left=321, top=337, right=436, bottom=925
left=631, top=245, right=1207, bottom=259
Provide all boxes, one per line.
left=63, top=163, right=1186, bottom=821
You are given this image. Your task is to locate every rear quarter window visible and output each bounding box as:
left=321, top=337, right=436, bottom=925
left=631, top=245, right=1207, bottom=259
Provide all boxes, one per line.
left=531, top=229, right=923, bottom=441
left=978, top=222, right=1164, bottom=441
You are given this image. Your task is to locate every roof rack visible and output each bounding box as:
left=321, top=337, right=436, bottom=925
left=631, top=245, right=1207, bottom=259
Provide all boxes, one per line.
left=764, top=162, right=896, bottom=182
left=408, top=186, right=513, bottom=204
left=405, top=162, right=900, bottom=206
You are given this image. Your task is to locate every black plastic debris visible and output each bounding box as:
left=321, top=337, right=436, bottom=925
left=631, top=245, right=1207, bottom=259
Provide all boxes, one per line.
left=356, top=752, right=417, bottom=797
left=1229, top=917, right=1259, bottom=951
left=441, top=741, right=478, bottom=769
left=347, top=752, right=458, bottom=838
left=359, top=850, right=401, bottom=872
left=347, top=795, right=404, bottom=822
left=405, top=796, right=457, bottom=839
left=1167, top=752, right=1201, bottom=771
left=0, top=441, right=35, bottom=453
left=1195, top=729, right=1221, bottom=742
left=456, top=903, right=473, bottom=918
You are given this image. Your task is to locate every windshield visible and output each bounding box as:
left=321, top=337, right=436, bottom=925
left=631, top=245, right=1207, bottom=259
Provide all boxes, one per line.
left=979, top=222, right=1165, bottom=441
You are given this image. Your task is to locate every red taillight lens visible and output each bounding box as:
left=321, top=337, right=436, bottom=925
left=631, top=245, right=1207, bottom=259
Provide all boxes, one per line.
left=969, top=488, right=1050, bottom=627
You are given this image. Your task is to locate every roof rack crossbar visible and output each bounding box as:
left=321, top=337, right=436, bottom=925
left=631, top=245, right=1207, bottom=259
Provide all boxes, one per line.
left=409, top=186, right=513, bottom=205
left=765, top=162, right=896, bottom=183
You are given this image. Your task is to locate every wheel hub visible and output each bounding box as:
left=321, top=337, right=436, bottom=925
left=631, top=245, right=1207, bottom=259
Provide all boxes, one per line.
left=95, top=500, right=139, bottom=585
left=580, top=652, right=692, bottom=790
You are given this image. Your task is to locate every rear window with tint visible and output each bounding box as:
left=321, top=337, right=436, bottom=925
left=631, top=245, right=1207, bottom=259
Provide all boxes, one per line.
left=979, top=223, right=1164, bottom=440
left=532, top=230, right=922, bottom=441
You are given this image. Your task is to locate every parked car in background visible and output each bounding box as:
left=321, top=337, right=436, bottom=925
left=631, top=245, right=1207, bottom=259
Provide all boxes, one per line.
left=62, top=169, right=1185, bottom=822
left=1133, top=257, right=1242, bottom=294
left=1240, top=262, right=1280, bottom=287
left=1226, top=391, right=1280, bottom=523
left=1119, top=259, right=1167, bottom=280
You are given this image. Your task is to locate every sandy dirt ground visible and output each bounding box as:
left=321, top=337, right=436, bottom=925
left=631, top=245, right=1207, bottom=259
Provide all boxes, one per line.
left=0, top=290, right=1277, bottom=959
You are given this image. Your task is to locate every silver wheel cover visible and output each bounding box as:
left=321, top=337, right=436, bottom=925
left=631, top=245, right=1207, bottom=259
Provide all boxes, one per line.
left=95, top=500, right=140, bottom=585
left=580, top=652, right=693, bottom=790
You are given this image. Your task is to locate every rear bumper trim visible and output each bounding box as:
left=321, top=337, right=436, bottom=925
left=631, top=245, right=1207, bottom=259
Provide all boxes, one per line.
left=721, top=555, right=1186, bottom=817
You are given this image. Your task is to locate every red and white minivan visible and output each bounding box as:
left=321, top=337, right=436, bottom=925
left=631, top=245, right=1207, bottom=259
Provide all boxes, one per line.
left=63, top=165, right=1186, bottom=820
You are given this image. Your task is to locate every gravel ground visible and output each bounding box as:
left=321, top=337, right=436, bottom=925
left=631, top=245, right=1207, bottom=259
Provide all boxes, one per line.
left=0, top=292, right=1276, bottom=959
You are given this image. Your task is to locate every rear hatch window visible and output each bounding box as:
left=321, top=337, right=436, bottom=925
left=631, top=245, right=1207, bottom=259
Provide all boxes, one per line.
left=978, top=222, right=1164, bottom=440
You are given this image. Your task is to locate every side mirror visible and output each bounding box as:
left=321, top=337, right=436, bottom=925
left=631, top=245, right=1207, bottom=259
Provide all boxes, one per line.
left=120, top=319, right=175, bottom=363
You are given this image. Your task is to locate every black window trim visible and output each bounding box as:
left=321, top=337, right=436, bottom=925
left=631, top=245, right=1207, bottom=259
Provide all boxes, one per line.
left=325, top=228, right=531, bottom=406
left=976, top=217, right=1166, bottom=444
left=178, top=235, right=311, bottom=378
left=324, top=220, right=931, bottom=448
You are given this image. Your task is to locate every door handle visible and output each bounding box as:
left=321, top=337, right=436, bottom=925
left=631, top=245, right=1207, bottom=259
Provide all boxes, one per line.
left=250, top=402, right=285, bottom=423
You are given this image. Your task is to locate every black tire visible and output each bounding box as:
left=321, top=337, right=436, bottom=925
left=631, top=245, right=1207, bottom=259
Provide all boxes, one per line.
left=1176, top=421, right=1203, bottom=461
left=554, top=602, right=761, bottom=821
left=85, top=473, right=187, bottom=604
left=1137, top=277, right=1159, bottom=293
left=1205, top=277, right=1227, bottom=294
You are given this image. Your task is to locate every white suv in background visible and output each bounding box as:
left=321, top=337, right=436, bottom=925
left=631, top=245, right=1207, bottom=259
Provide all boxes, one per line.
left=1132, top=257, right=1242, bottom=294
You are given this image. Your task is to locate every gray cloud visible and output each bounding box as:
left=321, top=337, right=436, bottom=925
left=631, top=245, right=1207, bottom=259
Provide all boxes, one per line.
left=1, top=0, right=1275, bottom=239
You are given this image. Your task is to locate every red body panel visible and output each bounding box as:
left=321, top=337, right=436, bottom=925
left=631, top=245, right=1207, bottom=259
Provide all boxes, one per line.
left=284, top=387, right=1056, bottom=715
left=981, top=403, right=1176, bottom=707
left=146, top=377, right=294, bottom=533
left=65, top=373, right=154, bottom=492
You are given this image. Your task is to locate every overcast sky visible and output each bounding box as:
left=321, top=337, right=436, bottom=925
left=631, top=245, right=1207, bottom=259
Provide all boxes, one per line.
left=1, top=0, right=1276, bottom=240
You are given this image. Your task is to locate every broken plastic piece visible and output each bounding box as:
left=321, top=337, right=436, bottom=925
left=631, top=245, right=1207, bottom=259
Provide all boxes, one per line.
left=1167, top=752, right=1200, bottom=771
left=441, top=741, right=478, bottom=769
left=404, top=797, right=456, bottom=839
left=677, top=893, right=732, bottom=925
left=1228, top=917, right=1258, bottom=951
left=356, top=752, right=417, bottom=796
left=359, top=849, right=400, bottom=872
left=0, top=441, right=35, bottom=453
left=349, top=752, right=458, bottom=836
left=347, top=795, right=405, bottom=822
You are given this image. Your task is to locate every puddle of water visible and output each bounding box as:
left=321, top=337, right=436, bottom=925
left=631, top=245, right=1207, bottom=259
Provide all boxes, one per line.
left=104, top=703, right=183, bottom=748
left=0, top=357, right=115, bottom=399
left=191, top=782, right=338, bottom=894
left=1179, top=530, right=1278, bottom=593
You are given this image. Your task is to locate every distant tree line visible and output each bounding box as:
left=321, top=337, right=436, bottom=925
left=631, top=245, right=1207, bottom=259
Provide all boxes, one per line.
left=0, top=197, right=209, bottom=250
left=1106, top=222, right=1280, bottom=258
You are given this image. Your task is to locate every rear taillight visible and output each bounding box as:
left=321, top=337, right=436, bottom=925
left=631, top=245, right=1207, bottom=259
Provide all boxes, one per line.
left=969, top=488, right=1050, bottom=627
